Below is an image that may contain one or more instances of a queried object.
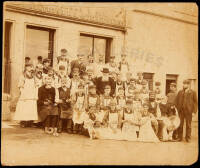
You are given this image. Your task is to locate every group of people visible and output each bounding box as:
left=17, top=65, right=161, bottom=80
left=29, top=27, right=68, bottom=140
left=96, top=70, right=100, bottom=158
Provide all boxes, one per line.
left=14, top=48, right=198, bottom=143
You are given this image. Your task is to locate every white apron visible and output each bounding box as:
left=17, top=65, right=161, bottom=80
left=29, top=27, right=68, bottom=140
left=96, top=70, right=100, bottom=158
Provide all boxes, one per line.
left=73, top=96, right=85, bottom=124
left=14, top=78, right=38, bottom=121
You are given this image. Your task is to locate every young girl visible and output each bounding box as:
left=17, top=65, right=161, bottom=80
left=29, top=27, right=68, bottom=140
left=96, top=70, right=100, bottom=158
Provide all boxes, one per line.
left=137, top=103, right=160, bottom=142
left=84, top=85, right=100, bottom=139
left=121, top=99, right=139, bottom=141
left=38, top=75, right=59, bottom=136
left=54, top=65, right=71, bottom=89
left=14, top=63, right=38, bottom=127
left=55, top=78, right=73, bottom=134
left=70, top=67, right=83, bottom=96
left=118, top=53, right=129, bottom=82
left=72, top=84, right=86, bottom=134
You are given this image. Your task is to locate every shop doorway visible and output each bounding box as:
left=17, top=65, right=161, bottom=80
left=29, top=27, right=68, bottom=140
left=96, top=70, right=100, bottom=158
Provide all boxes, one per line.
left=143, top=72, right=154, bottom=91
left=3, top=21, right=12, bottom=94
left=25, top=25, right=55, bottom=66
left=166, top=74, right=178, bottom=95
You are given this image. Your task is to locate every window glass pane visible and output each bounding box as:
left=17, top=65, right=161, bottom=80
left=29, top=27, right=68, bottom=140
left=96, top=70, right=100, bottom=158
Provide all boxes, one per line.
left=79, top=35, right=93, bottom=64
left=94, top=38, right=106, bottom=63
left=26, top=28, right=49, bottom=66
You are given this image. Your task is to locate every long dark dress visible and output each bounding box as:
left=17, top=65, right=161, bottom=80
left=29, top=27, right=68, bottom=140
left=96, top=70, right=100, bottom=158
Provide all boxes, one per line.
left=37, top=85, right=58, bottom=122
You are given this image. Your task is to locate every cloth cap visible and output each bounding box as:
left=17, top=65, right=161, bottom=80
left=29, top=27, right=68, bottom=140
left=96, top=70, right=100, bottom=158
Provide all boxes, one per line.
left=141, top=80, right=148, bottom=85
left=126, top=99, right=133, bottom=104
left=101, top=68, right=109, bottom=73
left=59, top=65, right=65, bottom=70
left=137, top=72, right=143, bottom=76
left=183, top=79, right=190, bottom=84
left=43, top=58, right=51, bottom=64
left=170, top=82, right=177, bottom=87
left=61, top=49, right=67, bottom=53
left=155, top=82, right=161, bottom=86
left=104, top=85, right=111, bottom=89
left=88, top=85, right=96, bottom=89
left=149, top=91, right=156, bottom=98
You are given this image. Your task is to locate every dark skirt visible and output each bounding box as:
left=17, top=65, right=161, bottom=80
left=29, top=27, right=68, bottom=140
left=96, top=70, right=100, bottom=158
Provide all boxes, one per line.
left=59, top=104, right=73, bottom=119
left=38, top=105, right=59, bottom=122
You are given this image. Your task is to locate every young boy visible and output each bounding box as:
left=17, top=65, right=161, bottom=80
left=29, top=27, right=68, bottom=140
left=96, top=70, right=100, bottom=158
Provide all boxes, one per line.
left=72, top=84, right=86, bottom=134
left=115, top=73, right=125, bottom=97
left=38, top=75, right=59, bottom=136
left=42, top=58, right=51, bottom=75
left=140, top=80, right=149, bottom=104
left=56, top=78, right=73, bottom=134
left=154, top=81, right=162, bottom=103
left=57, top=49, right=71, bottom=76
left=25, top=56, right=31, bottom=65
left=118, top=53, right=129, bottom=82
left=37, top=56, right=43, bottom=68
left=148, top=91, right=161, bottom=136
left=82, top=72, right=94, bottom=96
left=125, top=77, right=137, bottom=97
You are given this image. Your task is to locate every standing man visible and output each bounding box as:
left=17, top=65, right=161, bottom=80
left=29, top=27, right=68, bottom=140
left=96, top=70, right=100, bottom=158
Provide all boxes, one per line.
left=95, top=68, right=116, bottom=97
left=175, top=79, right=197, bottom=142
left=70, top=50, right=86, bottom=78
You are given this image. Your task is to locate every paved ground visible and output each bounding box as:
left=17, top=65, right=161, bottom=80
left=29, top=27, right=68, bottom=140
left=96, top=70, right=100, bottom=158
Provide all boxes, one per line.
left=1, top=121, right=198, bottom=165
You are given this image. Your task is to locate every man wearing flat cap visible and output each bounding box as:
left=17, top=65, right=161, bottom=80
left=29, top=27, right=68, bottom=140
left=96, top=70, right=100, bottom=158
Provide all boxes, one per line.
left=70, top=48, right=87, bottom=78
left=175, top=79, right=198, bottom=142
left=95, top=68, right=116, bottom=96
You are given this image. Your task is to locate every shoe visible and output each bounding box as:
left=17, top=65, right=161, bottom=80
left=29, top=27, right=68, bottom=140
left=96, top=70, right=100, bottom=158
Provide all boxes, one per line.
left=57, top=128, right=62, bottom=133
left=73, top=130, right=77, bottom=134
left=186, top=138, right=191, bottom=143
left=177, top=138, right=183, bottom=142
left=67, top=129, right=72, bottom=134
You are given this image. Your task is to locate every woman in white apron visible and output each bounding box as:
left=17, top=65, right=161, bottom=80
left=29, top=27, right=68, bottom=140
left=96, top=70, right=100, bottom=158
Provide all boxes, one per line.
left=137, top=103, right=160, bottom=143
left=118, top=54, right=129, bottom=82
left=14, top=64, right=38, bottom=127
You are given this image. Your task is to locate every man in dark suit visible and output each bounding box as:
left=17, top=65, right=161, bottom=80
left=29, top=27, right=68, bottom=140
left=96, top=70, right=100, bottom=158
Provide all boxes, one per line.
left=70, top=52, right=86, bottom=78
left=175, top=79, right=198, bottom=142
left=95, top=68, right=116, bottom=96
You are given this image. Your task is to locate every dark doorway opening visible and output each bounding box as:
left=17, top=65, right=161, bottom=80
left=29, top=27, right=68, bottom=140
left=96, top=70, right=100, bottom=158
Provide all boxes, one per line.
left=3, top=21, right=12, bottom=94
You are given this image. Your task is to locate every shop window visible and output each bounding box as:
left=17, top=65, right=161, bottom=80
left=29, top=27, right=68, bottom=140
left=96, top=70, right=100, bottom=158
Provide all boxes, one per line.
left=143, top=72, right=154, bottom=91
left=3, top=21, right=12, bottom=94
left=166, top=74, right=178, bottom=95
left=25, top=25, right=55, bottom=66
left=79, top=33, right=112, bottom=64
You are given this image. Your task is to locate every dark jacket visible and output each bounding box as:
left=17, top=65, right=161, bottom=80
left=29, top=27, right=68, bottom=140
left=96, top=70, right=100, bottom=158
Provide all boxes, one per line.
left=95, top=77, right=116, bottom=96
left=175, top=89, right=197, bottom=114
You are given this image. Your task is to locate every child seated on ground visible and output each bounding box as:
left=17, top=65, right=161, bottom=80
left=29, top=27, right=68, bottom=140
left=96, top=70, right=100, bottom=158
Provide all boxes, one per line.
left=137, top=103, right=160, bottom=142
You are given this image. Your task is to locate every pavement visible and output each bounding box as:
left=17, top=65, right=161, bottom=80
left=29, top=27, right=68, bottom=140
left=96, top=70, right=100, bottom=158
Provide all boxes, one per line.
left=1, top=121, right=198, bottom=165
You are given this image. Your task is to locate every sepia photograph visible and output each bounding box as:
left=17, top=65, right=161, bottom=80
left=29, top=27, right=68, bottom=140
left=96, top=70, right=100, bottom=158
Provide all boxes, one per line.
left=1, top=1, right=198, bottom=165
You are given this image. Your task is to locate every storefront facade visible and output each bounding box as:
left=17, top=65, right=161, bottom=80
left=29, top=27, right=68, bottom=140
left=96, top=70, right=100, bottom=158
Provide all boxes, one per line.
left=2, top=2, right=198, bottom=120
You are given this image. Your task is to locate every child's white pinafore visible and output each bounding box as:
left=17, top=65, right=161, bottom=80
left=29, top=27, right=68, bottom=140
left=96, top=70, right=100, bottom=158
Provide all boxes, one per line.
left=73, top=95, right=85, bottom=124
left=122, top=112, right=138, bottom=141
left=14, top=77, right=38, bottom=121
left=138, top=116, right=160, bottom=142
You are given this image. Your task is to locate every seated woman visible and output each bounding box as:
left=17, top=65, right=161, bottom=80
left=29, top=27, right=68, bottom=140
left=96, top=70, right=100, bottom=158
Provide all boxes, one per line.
left=162, top=103, right=180, bottom=141
left=137, top=103, right=160, bottom=143
left=38, top=75, right=59, bottom=136
left=94, top=100, right=123, bottom=140
left=121, top=99, right=139, bottom=141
